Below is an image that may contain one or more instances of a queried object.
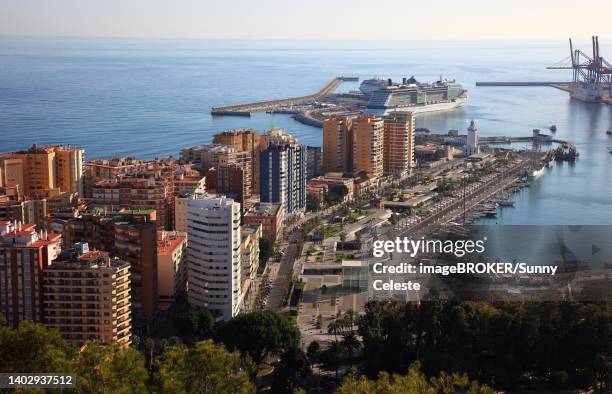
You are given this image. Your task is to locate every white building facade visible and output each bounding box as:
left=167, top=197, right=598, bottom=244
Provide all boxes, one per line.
left=186, top=191, right=243, bottom=320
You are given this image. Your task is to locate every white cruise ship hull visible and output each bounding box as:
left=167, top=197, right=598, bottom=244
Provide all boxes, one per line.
left=364, top=96, right=468, bottom=116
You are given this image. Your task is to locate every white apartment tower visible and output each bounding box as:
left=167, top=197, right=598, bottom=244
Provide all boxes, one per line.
left=186, top=191, right=242, bottom=320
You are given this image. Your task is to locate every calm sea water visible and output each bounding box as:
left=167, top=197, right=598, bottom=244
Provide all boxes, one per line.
left=1, top=37, right=611, bottom=224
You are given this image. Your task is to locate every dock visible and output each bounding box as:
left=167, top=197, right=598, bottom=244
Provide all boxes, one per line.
left=475, top=82, right=571, bottom=87
left=211, top=77, right=350, bottom=116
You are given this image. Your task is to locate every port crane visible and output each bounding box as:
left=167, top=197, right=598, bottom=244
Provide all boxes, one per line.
left=547, top=36, right=612, bottom=97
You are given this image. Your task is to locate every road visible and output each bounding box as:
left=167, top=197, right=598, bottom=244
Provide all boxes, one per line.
left=266, top=229, right=302, bottom=311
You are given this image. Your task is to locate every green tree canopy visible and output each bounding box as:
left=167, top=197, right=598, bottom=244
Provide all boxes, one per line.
left=337, top=363, right=492, bottom=394
left=0, top=320, right=74, bottom=373
left=157, top=340, right=255, bottom=394
left=216, top=310, right=300, bottom=364
left=73, top=341, right=149, bottom=393
left=259, top=237, right=275, bottom=261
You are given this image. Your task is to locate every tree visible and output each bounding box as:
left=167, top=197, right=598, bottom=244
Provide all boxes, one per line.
left=341, top=333, right=361, bottom=362
left=306, top=194, right=321, bottom=212
left=337, top=363, right=493, bottom=394
left=157, top=340, right=254, bottom=393
left=0, top=320, right=74, bottom=373
left=259, top=237, right=275, bottom=261
left=307, top=341, right=321, bottom=365
left=216, top=310, right=300, bottom=364
left=271, top=347, right=311, bottom=393
left=338, top=231, right=347, bottom=250
left=75, top=342, right=149, bottom=393
left=319, top=341, right=344, bottom=381
left=325, top=184, right=349, bottom=205
left=170, top=298, right=214, bottom=342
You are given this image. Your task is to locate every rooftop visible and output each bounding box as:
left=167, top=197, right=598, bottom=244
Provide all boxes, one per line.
left=245, top=202, right=281, bottom=217
left=157, top=231, right=187, bottom=255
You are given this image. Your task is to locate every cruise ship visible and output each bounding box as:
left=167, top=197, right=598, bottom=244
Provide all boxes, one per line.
left=362, top=76, right=468, bottom=116
left=359, top=78, right=387, bottom=96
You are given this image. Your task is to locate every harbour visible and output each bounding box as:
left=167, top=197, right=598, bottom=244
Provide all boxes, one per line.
left=3, top=37, right=612, bottom=225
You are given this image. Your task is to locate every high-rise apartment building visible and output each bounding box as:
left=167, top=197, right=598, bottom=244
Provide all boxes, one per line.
left=91, top=176, right=174, bottom=230
left=43, top=243, right=131, bottom=346
left=181, top=144, right=252, bottom=201
left=43, top=208, right=159, bottom=330
left=187, top=192, right=242, bottom=320
left=0, top=145, right=84, bottom=198
left=240, top=223, right=261, bottom=309
left=157, top=231, right=187, bottom=311
left=322, top=117, right=353, bottom=174
left=0, top=221, right=61, bottom=328
left=242, top=202, right=284, bottom=242
left=113, top=210, right=158, bottom=330
left=260, top=130, right=307, bottom=215
left=53, top=147, right=84, bottom=196
left=352, top=115, right=384, bottom=179
left=306, top=146, right=322, bottom=179
left=83, top=157, right=151, bottom=198
left=383, top=112, right=415, bottom=177
left=212, top=129, right=267, bottom=193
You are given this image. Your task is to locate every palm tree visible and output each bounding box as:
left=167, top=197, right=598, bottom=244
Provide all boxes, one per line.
left=342, top=309, right=357, bottom=332
left=341, top=332, right=361, bottom=363
left=327, top=320, right=341, bottom=342
left=320, top=341, right=343, bottom=381
left=338, top=231, right=347, bottom=250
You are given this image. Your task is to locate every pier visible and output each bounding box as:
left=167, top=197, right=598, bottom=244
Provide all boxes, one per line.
left=211, top=77, right=350, bottom=116
left=475, top=82, right=571, bottom=87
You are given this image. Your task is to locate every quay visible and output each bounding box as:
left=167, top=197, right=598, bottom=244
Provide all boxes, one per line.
left=211, top=77, right=350, bottom=116
left=475, top=82, right=571, bottom=87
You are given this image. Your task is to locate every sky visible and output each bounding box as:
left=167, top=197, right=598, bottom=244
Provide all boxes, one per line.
left=0, top=0, right=611, bottom=41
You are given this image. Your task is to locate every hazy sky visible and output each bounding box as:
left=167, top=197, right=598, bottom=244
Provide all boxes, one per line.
left=1, top=0, right=611, bottom=40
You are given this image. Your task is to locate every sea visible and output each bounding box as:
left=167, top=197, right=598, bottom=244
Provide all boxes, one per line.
left=1, top=36, right=611, bottom=225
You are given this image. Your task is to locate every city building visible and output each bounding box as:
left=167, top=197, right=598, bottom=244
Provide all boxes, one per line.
left=42, top=208, right=159, bottom=330
left=174, top=190, right=193, bottom=233
left=174, top=173, right=205, bottom=195
left=307, top=173, right=355, bottom=203
left=83, top=157, right=151, bottom=198
left=322, top=117, right=353, bottom=174
left=90, top=176, right=174, bottom=230
left=465, top=120, right=479, bottom=156
left=182, top=144, right=253, bottom=203
left=0, top=197, right=48, bottom=229
left=306, top=146, right=322, bottom=179
left=353, top=172, right=378, bottom=200
left=383, top=111, right=415, bottom=177
left=240, top=223, right=261, bottom=310
left=157, top=231, right=187, bottom=311
left=43, top=243, right=131, bottom=346
left=54, top=146, right=84, bottom=196
left=212, top=129, right=267, bottom=193
left=0, top=145, right=84, bottom=198
left=83, top=156, right=196, bottom=201
left=113, top=210, right=158, bottom=330
left=260, top=129, right=307, bottom=215
left=352, top=115, right=384, bottom=178
left=243, top=202, right=284, bottom=242
left=0, top=221, right=61, bottom=328
left=187, top=192, right=242, bottom=321
left=209, top=163, right=251, bottom=206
